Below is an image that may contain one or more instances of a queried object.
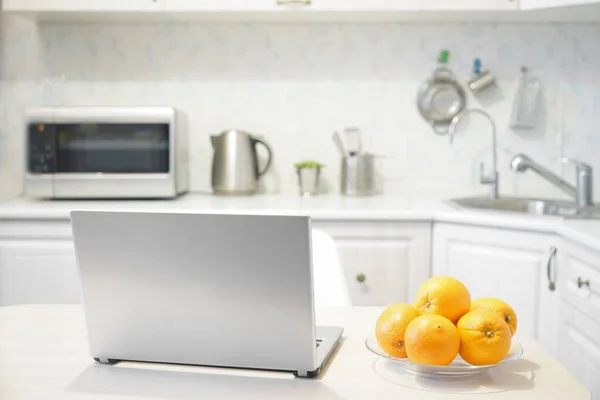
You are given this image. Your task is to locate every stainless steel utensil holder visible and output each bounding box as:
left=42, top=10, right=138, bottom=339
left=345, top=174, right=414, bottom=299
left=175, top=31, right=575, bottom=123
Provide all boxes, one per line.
left=341, top=154, right=377, bottom=196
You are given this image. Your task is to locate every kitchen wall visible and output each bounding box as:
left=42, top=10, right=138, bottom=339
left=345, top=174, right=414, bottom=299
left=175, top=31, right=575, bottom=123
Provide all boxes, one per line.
left=1, top=15, right=600, bottom=199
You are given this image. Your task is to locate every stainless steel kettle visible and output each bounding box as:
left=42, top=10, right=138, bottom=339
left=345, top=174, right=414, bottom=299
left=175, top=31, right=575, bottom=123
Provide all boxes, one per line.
left=210, top=130, right=273, bottom=195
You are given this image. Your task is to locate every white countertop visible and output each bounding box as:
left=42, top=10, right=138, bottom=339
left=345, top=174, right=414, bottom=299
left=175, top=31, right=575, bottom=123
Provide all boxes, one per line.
left=0, top=194, right=445, bottom=220
left=2, top=193, right=600, bottom=251
left=0, top=305, right=590, bottom=400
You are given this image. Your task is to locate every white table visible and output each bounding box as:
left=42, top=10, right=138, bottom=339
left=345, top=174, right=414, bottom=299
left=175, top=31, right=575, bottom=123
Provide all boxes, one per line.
left=0, top=305, right=590, bottom=400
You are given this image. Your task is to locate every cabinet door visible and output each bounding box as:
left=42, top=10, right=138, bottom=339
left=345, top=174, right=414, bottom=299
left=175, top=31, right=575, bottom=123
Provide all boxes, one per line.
left=421, top=0, right=518, bottom=10
left=432, top=223, right=559, bottom=353
left=166, top=0, right=276, bottom=11
left=558, top=300, right=600, bottom=400
left=561, top=240, right=600, bottom=323
left=521, top=0, right=598, bottom=9
left=4, top=0, right=164, bottom=11
left=336, top=239, right=412, bottom=306
left=316, top=222, right=431, bottom=306
left=166, top=0, right=420, bottom=12
left=310, top=0, right=420, bottom=11
left=0, top=241, right=80, bottom=305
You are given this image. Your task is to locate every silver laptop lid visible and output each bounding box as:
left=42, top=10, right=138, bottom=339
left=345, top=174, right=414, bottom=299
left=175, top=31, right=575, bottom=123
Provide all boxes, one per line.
left=70, top=211, right=318, bottom=372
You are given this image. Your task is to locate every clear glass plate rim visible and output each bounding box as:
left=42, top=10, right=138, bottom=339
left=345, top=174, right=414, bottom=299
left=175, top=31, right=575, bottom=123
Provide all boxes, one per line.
left=365, top=335, right=524, bottom=371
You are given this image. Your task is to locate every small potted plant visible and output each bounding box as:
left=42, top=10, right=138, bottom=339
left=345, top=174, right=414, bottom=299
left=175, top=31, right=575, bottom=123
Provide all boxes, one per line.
left=294, top=160, right=325, bottom=196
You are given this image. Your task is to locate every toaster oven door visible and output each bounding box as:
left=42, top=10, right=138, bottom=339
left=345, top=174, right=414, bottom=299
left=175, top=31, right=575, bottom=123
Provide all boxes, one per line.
left=54, top=123, right=169, bottom=174
left=55, top=122, right=173, bottom=198
left=27, top=121, right=175, bottom=199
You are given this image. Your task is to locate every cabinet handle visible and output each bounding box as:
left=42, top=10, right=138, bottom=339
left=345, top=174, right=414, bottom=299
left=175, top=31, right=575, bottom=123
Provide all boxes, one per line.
left=577, top=277, right=590, bottom=289
left=356, top=273, right=366, bottom=283
left=546, top=246, right=557, bottom=291
left=276, top=0, right=311, bottom=5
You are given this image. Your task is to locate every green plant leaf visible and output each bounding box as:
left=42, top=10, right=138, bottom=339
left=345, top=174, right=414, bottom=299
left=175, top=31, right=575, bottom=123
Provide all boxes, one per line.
left=294, top=160, right=325, bottom=169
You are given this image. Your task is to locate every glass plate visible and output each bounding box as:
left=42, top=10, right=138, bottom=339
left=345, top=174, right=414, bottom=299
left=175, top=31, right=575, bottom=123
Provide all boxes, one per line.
left=365, top=336, right=524, bottom=377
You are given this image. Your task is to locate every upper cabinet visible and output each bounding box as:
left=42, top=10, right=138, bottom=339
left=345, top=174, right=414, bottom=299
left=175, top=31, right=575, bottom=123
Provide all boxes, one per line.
left=421, top=0, right=518, bottom=11
left=5, top=0, right=600, bottom=20
left=307, top=0, right=420, bottom=11
left=166, top=0, right=273, bottom=12
left=4, top=0, right=164, bottom=12
left=165, top=0, right=420, bottom=12
left=521, top=0, right=599, bottom=9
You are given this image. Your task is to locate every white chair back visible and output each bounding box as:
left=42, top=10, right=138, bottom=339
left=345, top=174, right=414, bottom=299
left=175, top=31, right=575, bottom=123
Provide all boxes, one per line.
left=311, top=229, right=351, bottom=307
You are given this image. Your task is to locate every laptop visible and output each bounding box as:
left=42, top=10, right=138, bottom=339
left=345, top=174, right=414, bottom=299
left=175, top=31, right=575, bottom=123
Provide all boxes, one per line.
left=70, top=210, right=343, bottom=377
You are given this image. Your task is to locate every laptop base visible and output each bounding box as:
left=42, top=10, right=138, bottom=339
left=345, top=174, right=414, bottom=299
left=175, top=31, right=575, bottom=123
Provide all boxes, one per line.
left=92, top=325, right=343, bottom=378
left=94, top=358, right=118, bottom=365
left=94, top=357, right=323, bottom=378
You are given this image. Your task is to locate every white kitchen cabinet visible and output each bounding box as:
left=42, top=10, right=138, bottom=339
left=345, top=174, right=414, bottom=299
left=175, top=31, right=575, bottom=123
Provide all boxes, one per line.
left=6, top=0, right=600, bottom=20
left=166, top=0, right=274, bottom=12
left=0, top=240, right=80, bottom=306
left=557, top=300, right=600, bottom=400
left=432, top=223, right=559, bottom=354
left=315, top=221, right=431, bottom=306
left=560, top=240, right=600, bottom=323
left=309, top=0, right=419, bottom=11
left=558, top=236, right=600, bottom=400
left=521, top=0, right=599, bottom=9
left=4, top=0, right=164, bottom=12
left=166, top=0, right=420, bottom=12
left=0, top=218, right=430, bottom=308
left=421, top=0, right=519, bottom=11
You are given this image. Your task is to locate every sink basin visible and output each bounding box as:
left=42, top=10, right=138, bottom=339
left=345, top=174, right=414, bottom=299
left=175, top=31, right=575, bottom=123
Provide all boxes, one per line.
left=449, top=196, right=600, bottom=219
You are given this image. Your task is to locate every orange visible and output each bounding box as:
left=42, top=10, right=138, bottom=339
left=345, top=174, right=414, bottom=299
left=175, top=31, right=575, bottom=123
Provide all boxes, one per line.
left=470, top=297, right=518, bottom=337
left=375, top=303, right=419, bottom=358
left=404, top=314, right=460, bottom=366
left=413, top=276, right=471, bottom=323
left=457, top=309, right=512, bottom=366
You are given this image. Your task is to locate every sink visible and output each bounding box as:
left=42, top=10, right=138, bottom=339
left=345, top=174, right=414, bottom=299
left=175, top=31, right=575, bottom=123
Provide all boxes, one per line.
left=449, top=196, right=600, bottom=219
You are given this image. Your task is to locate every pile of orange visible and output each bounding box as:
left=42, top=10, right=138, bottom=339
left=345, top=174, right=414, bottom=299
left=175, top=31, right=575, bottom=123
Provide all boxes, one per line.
left=375, top=276, right=517, bottom=366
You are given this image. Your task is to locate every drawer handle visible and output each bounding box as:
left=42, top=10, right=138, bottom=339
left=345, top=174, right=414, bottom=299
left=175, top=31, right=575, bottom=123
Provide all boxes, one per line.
left=276, top=0, right=311, bottom=5
left=356, top=273, right=366, bottom=283
left=546, top=246, right=557, bottom=291
left=577, top=277, right=590, bottom=289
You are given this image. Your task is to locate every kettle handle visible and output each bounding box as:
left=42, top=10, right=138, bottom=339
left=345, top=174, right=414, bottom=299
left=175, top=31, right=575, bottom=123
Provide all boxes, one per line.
left=252, top=137, right=273, bottom=178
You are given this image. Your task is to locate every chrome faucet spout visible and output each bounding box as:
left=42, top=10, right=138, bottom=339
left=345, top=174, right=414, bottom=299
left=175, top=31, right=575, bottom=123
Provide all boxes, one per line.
left=448, top=109, right=499, bottom=200
left=510, top=153, right=593, bottom=208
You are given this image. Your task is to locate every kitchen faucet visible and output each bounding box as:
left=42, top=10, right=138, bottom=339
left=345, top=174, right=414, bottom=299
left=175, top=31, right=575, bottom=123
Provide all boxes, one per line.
left=510, top=154, right=594, bottom=208
left=448, top=109, right=499, bottom=200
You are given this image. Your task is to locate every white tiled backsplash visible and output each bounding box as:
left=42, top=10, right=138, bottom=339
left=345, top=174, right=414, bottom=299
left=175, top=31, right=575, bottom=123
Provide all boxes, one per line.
left=1, top=16, right=600, bottom=199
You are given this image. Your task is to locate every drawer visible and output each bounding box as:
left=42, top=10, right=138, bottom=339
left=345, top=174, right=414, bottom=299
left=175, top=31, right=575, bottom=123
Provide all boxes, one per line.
left=561, top=240, right=600, bottom=323
left=558, top=300, right=600, bottom=399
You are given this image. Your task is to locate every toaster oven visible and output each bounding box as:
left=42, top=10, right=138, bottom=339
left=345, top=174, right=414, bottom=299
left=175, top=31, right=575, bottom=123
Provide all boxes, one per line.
left=24, top=107, right=188, bottom=199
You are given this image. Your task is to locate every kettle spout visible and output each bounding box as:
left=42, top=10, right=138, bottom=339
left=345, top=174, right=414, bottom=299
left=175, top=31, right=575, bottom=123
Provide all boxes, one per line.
left=210, top=135, right=218, bottom=148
